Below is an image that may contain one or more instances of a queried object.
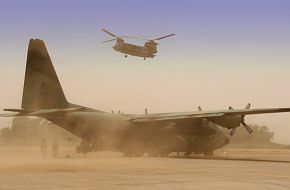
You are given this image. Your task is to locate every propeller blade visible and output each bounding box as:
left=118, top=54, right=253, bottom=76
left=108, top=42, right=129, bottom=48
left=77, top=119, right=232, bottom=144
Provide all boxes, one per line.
left=153, top=33, right=175, bottom=41
left=245, top=103, right=251, bottom=109
left=102, top=39, right=116, bottom=43
left=229, top=128, right=236, bottom=136
left=241, top=104, right=251, bottom=119
left=241, top=121, right=253, bottom=134
left=198, top=106, right=202, bottom=111
left=101, top=29, right=118, bottom=38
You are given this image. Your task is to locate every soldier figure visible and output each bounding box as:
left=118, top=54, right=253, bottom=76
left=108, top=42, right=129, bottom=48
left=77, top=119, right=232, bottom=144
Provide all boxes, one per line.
left=40, top=138, right=48, bottom=158
left=52, top=140, right=59, bottom=158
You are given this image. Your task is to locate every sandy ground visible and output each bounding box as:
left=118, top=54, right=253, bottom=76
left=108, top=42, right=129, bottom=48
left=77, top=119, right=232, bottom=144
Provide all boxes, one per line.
left=0, top=147, right=290, bottom=190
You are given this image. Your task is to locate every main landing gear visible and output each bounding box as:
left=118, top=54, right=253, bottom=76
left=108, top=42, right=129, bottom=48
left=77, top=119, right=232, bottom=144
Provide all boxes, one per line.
left=203, top=150, right=214, bottom=156
left=76, top=138, right=98, bottom=158
left=125, top=55, right=128, bottom=58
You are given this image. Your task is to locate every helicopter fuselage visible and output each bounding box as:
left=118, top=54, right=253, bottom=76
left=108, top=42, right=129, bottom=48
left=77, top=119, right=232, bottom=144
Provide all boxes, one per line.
left=101, top=28, right=174, bottom=59
left=113, top=42, right=156, bottom=58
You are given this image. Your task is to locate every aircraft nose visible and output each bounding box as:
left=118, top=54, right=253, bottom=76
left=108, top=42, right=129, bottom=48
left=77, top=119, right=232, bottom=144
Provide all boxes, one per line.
left=224, top=136, right=230, bottom=145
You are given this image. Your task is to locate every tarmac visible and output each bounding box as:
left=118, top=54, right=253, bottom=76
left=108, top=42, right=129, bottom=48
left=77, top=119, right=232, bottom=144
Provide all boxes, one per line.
left=0, top=147, right=290, bottom=190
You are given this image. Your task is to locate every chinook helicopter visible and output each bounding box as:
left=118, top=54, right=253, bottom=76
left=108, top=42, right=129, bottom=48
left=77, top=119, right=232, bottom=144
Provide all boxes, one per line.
left=101, top=29, right=175, bottom=60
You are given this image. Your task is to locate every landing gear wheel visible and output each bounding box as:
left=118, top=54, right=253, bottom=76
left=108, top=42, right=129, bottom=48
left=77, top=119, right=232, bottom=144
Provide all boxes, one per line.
left=125, top=55, right=128, bottom=58
left=143, top=57, right=146, bottom=60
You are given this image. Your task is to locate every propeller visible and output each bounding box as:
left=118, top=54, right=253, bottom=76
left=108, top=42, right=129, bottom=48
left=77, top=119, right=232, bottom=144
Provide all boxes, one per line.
left=241, top=120, right=253, bottom=134
left=245, top=103, right=251, bottom=110
left=240, top=103, right=253, bottom=134
left=228, top=106, right=236, bottom=135
left=229, top=103, right=253, bottom=136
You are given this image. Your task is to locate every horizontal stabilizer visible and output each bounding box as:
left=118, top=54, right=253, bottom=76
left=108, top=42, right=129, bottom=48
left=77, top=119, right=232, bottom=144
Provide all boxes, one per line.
left=3, top=108, right=23, bottom=113
left=28, top=107, right=83, bottom=116
left=1, top=107, right=84, bottom=118
left=0, top=113, right=21, bottom=117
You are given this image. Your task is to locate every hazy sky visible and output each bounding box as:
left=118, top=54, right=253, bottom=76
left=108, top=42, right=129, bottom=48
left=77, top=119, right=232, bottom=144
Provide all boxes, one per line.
left=0, top=0, right=290, bottom=143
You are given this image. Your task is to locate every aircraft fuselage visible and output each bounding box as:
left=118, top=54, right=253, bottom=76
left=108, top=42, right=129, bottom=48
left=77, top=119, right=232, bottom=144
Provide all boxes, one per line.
left=44, top=111, right=229, bottom=156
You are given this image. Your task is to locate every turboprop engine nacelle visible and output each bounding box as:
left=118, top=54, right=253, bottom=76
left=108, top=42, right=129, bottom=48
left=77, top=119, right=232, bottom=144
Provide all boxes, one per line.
left=210, top=116, right=242, bottom=129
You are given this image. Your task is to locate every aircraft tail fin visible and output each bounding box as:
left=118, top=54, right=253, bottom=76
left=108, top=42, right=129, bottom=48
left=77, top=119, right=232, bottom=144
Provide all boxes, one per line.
left=21, top=39, right=70, bottom=110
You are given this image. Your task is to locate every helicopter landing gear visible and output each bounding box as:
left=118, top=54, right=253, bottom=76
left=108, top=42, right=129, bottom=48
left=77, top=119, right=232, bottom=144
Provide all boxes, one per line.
left=125, top=55, right=128, bottom=58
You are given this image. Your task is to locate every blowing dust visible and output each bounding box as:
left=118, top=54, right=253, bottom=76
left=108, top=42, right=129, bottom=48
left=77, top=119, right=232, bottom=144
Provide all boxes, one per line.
left=0, top=146, right=130, bottom=173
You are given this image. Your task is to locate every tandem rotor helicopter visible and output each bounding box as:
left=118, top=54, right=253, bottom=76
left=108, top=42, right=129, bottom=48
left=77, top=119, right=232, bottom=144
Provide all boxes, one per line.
left=101, top=29, right=175, bottom=60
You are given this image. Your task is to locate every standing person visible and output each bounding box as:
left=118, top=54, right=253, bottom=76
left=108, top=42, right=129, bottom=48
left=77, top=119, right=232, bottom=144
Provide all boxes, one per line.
left=40, top=138, right=48, bottom=158
left=52, top=140, right=59, bottom=158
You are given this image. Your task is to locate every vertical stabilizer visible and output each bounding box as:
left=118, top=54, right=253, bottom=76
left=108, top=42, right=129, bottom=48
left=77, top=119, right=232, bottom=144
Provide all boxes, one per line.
left=21, top=39, right=69, bottom=110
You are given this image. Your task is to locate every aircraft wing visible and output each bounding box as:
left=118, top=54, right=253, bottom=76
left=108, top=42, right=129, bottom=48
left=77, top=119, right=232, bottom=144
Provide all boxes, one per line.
left=129, top=107, right=290, bottom=123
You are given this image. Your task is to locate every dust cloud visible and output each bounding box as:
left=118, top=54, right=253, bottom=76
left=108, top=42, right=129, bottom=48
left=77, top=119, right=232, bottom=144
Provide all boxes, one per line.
left=0, top=117, right=129, bottom=173
left=0, top=146, right=129, bottom=173
left=0, top=116, right=290, bottom=174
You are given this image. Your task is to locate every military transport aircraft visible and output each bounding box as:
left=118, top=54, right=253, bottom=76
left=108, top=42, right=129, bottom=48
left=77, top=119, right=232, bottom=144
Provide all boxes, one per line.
left=1, top=39, right=290, bottom=156
left=101, top=29, right=175, bottom=60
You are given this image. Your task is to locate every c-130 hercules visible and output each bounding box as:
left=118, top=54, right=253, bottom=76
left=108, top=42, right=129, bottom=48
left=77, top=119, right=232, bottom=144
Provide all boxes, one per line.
left=1, top=39, right=290, bottom=156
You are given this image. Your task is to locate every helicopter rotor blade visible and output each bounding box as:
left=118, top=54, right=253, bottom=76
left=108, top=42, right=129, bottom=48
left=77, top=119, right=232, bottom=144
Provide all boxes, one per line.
left=102, top=39, right=116, bottom=43
left=101, top=29, right=118, bottom=38
left=120, top=35, right=150, bottom=41
left=120, top=34, right=175, bottom=41
left=121, top=35, right=152, bottom=38
left=153, top=33, right=175, bottom=41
